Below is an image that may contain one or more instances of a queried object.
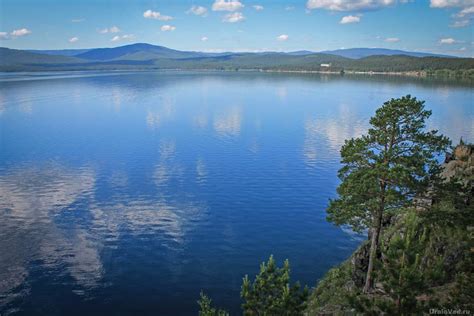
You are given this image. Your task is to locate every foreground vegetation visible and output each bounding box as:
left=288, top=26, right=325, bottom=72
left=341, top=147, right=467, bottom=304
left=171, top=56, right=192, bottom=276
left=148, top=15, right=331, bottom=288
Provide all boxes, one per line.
left=308, top=144, right=473, bottom=314
left=199, top=256, right=308, bottom=316
left=198, top=96, right=473, bottom=315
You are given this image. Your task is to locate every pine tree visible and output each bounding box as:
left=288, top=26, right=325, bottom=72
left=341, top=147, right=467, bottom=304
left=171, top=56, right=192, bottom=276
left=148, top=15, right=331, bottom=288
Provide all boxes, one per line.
left=241, top=255, right=309, bottom=315
left=197, top=292, right=229, bottom=316
left=376, top=211, right=431, bottom=315
left=327, top=95, right=450, bottom=292
left=349, top=210, right=446, bottom=315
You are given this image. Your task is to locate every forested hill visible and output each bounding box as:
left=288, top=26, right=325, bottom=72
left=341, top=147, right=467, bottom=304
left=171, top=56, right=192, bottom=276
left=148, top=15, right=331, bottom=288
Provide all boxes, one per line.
left=1, top=44, right=473, bottom=77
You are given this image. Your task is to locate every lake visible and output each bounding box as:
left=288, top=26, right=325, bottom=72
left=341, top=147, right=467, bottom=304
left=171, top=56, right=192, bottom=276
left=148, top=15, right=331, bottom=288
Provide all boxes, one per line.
left=0, top=71, right=472, bottom=315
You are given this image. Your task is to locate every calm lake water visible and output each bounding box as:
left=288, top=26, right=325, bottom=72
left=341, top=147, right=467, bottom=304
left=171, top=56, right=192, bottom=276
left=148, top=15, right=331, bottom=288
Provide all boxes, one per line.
left=0, top=71, right=472, bottom=315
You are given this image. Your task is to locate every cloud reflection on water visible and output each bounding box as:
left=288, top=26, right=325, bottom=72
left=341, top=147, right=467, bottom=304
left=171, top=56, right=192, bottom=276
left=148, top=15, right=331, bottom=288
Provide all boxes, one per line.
left=0, top=163, right=100, bottom=305
left=146, top=97, right=176, bottom=130
left=213, top=106, right=242, bottom=137
left=0, top=159, right=207, bottom=306
left=0, top=72, right=472, bottom=315
left=303, top=104, right=368, bottom=167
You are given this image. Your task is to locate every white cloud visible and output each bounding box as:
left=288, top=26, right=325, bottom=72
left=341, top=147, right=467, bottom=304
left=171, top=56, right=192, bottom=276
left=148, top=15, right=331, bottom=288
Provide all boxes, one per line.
left=277, top=34, right=289, bottom=41
left=340, top=15, right=361, bottom=24
left=385, top=37, right=400, bottom=42
left=457, top=6, right=474, bottom=17
left=0, top=28, right=33, bottom=40
left=439, top=37, right=457, bottom=44
left=253, top=5, right=264, bottom=11
left=69, top=37, right=79, bottom=43
left=212, top=0, right=244, bottom=11
left=143, top=9, right=173, bottom=20
left=222, top=12, right=245, bottom=22
left=430, top=0, right=473, bottom=28
left=111, top=34, right=134, bottom=42
left=201, top=36, right=209, bottom=41
left=0, top=32, right=10, bottom=40
left=109, top=26, right=120, bottom=33
left=306, top=0, right=398, bottom=11
left=450, top=19, right=470, bottom=27
left=99, top=26, right=120, bottom=34
left=285, top=6, right=295, bottom=11
left=187, top=5, right=208, bottom=16
left=71, top=18, right=84, bottom=23
left=11, top=28, right=32, bottom=37
left=430, top=0, right=472, bottom=8
left=161, top=25, right=176, bottom=31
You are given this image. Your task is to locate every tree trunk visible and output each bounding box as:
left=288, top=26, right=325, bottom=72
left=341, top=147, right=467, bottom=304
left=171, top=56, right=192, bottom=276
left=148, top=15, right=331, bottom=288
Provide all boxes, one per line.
left=363, top=203, right=384, bottom=293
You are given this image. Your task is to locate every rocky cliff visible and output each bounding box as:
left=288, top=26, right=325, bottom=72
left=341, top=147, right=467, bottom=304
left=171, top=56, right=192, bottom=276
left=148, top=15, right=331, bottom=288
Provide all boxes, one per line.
left=306, top=143, right=473, bottom=315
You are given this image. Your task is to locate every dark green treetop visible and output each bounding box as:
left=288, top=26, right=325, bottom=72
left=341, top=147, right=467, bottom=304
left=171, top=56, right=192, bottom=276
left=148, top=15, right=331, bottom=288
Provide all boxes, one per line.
left=241, top=255, right=309, bottom=316
left=327, top=95, right=450, bottom=232
left=197, top=292, right=229, bottom=316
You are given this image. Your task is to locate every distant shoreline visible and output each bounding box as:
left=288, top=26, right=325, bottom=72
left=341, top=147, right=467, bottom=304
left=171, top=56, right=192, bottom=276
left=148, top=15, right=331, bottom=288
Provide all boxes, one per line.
left=260, top=69, right=427, bottom=77
left=0, top=68, right=446, bottom=78
left=1, top=68, right=472, bottom=84
left=0, top=67, right=449, bottom=77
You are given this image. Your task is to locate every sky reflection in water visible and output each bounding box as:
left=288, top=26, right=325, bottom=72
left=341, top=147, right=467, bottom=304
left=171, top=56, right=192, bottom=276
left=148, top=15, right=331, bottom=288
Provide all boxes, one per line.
left=0, top=72, right=472, bottom=315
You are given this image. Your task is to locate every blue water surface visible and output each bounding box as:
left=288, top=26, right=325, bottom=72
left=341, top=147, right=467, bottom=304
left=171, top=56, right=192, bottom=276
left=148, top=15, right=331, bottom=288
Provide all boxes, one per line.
left=0, top=71, right=472, bottom=315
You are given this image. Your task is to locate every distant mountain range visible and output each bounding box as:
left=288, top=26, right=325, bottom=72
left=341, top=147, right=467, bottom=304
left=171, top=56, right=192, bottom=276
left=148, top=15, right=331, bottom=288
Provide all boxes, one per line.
left=1, top=43, right=472, bottom=73
left=26, top=43, right=229, bottom=61
left=319, top=48, right=454, bottom=59
left=26, top=45, right=455, bottom=59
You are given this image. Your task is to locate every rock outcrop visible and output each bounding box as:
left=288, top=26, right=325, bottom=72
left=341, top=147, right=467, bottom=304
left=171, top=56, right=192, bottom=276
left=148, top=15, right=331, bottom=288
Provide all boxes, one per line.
left=306, top=142, right=474, bottom=314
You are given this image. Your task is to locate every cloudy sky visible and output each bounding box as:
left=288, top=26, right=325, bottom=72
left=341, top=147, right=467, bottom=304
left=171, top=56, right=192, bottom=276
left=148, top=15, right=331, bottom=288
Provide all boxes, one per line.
left=0, top=0, right=472, bottom=56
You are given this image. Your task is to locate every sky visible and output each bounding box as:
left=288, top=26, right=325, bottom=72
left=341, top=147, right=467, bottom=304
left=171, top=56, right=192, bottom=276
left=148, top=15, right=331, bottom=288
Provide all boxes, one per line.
left=0, top=0, right=473, bottom=57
